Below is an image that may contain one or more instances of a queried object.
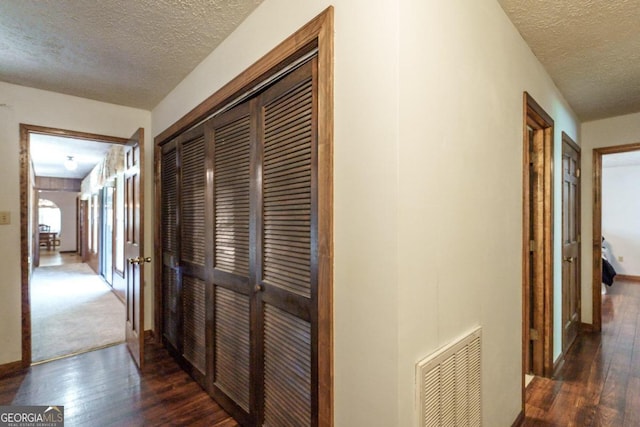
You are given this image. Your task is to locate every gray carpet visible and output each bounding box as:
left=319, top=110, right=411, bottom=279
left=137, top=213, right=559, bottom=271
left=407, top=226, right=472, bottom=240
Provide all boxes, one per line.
left=31, top=262, right=125, bottom=362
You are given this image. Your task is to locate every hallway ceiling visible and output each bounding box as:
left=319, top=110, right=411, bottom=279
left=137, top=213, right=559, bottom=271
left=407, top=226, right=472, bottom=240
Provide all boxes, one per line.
left=31, top=134, right=112, bottom=179
left=0, top=0, right=263, bottom=110
left=498, top=0, right=640, bottom=121
left=0, top=1, right=637, bottom=121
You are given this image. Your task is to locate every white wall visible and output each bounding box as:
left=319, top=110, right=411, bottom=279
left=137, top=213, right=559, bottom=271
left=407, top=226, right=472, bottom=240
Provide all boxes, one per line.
left=39, top=191, right=78, bottom=252
left=0, top=81, right=152, bottom=365
left=398, top=0, right=578, bottom=424
left=153, top=0, right=579, bottom=425
left=581, top=111, right=640, bottom=323
left=602, top=164, right=640, bottom=275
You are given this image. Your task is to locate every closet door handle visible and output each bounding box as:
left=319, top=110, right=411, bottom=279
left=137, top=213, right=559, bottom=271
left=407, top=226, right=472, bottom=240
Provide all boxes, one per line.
left=254, top=284, right=264, bottom=293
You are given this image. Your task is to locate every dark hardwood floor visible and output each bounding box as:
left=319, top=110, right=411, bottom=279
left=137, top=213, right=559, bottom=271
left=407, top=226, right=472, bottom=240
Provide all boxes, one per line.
left=0, top=341, right=238, bottom=427
left=524, top=279, right=640, bottom=426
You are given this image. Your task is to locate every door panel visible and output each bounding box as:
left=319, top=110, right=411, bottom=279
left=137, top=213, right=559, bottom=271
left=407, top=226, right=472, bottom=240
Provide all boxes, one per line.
left=161, top=145, right=179, bottom=348
left=124, top=128, right=144, bottom=368
left=256, top=60, right=316, bottom=426
left=562, top=136, right=581, bottom=353
left=209, top=102, right=253, bottom=422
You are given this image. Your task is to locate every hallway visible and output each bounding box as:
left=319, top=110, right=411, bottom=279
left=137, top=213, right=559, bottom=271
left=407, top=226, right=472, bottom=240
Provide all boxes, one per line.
left=524, top=280, right=640, bottom=426
left=0, top=341, right=237, bottom=426
left=31, top=251, right=124, bottom=362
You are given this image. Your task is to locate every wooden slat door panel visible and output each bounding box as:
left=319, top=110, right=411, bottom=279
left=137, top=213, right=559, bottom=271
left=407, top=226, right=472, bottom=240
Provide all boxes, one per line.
left=256, top=60, right=316, bottom=426
left=161, top=144, right=179, bottom=348
left=207, top=102, right=253, bottom=424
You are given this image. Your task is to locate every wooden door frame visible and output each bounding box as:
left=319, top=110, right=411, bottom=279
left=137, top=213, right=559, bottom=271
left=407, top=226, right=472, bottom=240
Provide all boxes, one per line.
left=19, top=124, right=129, bottom=367
left=521, top=92, right=555, bottom=386
left=591, top=142, right=640, bottom=332
left=561, top=132, right=581, bottom=353
left=154, top=7, right=333, bottom=425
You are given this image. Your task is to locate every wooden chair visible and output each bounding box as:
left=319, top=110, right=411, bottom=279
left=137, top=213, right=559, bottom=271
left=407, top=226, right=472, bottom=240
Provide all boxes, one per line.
left=39, top=224, right=54, bottom=250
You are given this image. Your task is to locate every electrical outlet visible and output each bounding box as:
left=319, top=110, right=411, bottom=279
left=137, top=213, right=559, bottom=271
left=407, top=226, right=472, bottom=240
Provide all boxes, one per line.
left=618, top=255, right=624, bottom=262
left=0, top=211, right=10, bottom=225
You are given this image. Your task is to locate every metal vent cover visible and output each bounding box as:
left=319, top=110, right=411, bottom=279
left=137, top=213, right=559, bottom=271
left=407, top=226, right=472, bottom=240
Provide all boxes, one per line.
left=417, top=327, right=482, bottom=427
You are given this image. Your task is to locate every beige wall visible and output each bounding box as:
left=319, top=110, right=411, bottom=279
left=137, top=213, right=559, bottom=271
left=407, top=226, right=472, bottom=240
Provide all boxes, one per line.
left=38, top=191, right=78, bottom=252
left=581, top=111, right=640, bottom=324
left=152, top=0, right=579, bottom=425
left=0, top=81, right=152, bottom=365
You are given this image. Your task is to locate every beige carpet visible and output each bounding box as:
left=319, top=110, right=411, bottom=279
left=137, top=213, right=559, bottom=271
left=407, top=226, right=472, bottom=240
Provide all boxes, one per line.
left=31, top=262, right=125, bottom=362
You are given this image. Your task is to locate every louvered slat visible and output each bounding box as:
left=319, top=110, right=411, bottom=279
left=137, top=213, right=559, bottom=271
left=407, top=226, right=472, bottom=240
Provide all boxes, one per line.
left=183, top=275, right=206, bottom=374
left=263, top=304, right=311, bottom=427
left=214, top=114, right=251, bottom=276
left=181, top=136, right=206, bottom=266
left=162, top=266, right=178, bottom=347
left=162, top=149, right=177, bottom=253
left=214, top=287, right=251, bottom=411
left=262, top=78, right=313, bottom=298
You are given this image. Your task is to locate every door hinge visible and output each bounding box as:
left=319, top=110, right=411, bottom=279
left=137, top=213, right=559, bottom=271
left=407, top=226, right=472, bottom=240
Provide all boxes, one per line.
left=530, top=328, right=539, bottom=341
left=576, top=168, right=581, bottom=178
left=529, top=240, right=536, bottom=252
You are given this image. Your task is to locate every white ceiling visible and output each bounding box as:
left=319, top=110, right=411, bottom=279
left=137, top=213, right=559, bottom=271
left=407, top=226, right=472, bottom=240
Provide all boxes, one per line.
left=497, top=0, right=640, bottom=121
left=602, top=150, right=640, bottom=168
left=0, top=0, right=263, bottom=109
left=31, top=134, right=113, bottom=179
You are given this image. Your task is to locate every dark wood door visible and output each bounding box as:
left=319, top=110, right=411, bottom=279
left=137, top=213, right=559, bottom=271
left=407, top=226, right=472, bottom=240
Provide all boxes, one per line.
left=254, top=60, right=316, bottom=426
left=562, top=135, right=581, bottom=353
left=124, top=128, right=145, bottom=368
left=159, top=59, right=321, bottom=425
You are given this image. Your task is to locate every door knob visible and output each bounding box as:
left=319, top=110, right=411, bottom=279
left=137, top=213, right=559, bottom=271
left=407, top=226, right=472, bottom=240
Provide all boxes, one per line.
left=563, top=256, right=574, bottom=263
left=128, top=256, right=152, bottom=265
left=254, top=284, right=263, bottom=293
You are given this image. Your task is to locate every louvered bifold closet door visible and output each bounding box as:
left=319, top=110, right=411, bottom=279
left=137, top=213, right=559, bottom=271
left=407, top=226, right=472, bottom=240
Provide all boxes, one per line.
left=207, top=102, right=253, bottom=425
left=256, top=59, right=317, bottom=427
left=178, top=125, right=208, bottom=380
left=161, top=142, right=179, bottom=348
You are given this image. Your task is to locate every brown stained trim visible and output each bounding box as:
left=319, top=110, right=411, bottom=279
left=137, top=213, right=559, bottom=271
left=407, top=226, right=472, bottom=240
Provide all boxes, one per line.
left=553, top=353, right=565, bottom=378
left=511, top=410, right=525, bottom=427
left=615, top=275, right=640, bottom=283
left=153, top=8, right=334, bottom=426
left=20, top=124, right=129, bottom=368
left=316, top=8, right=334, bottom=426
left=0, top=360, right=25, bottom=379
left=592, top=141, right=640, bottom=332
left=522, top=93, right=554, bottom=414
left=580, top=322, right=594, bottom=333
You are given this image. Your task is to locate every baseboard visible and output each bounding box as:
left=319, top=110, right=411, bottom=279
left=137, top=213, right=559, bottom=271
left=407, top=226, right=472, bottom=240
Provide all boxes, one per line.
left=0, top=360, right=24, bottom=379
left=59, top=250, right=78, bottom=254
left=553, top=353, right=565, bottom=378
left=144, top=329, right=155, bottom=342
left=511, top=409, right=524, bottom=427
left=580, top=322, right=594, bottom=333
left=615, top=274, right=640, bottom=283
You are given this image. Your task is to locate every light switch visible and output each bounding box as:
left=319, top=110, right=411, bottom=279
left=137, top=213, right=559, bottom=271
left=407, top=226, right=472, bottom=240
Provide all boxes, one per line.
left=618, top=255, right=624, bottom=262
left=0, top=211, right=10, bottom=225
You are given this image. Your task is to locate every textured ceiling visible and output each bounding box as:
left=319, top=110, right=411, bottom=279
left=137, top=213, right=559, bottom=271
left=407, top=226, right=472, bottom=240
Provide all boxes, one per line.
left=0, top=0, right=263, bottom=109
left=498, top=0, right=640, bottom=121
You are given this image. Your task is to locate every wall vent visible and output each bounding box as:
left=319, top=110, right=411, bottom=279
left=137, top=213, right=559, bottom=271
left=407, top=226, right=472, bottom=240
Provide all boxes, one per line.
left=416, top=327, right=482, bottom=427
